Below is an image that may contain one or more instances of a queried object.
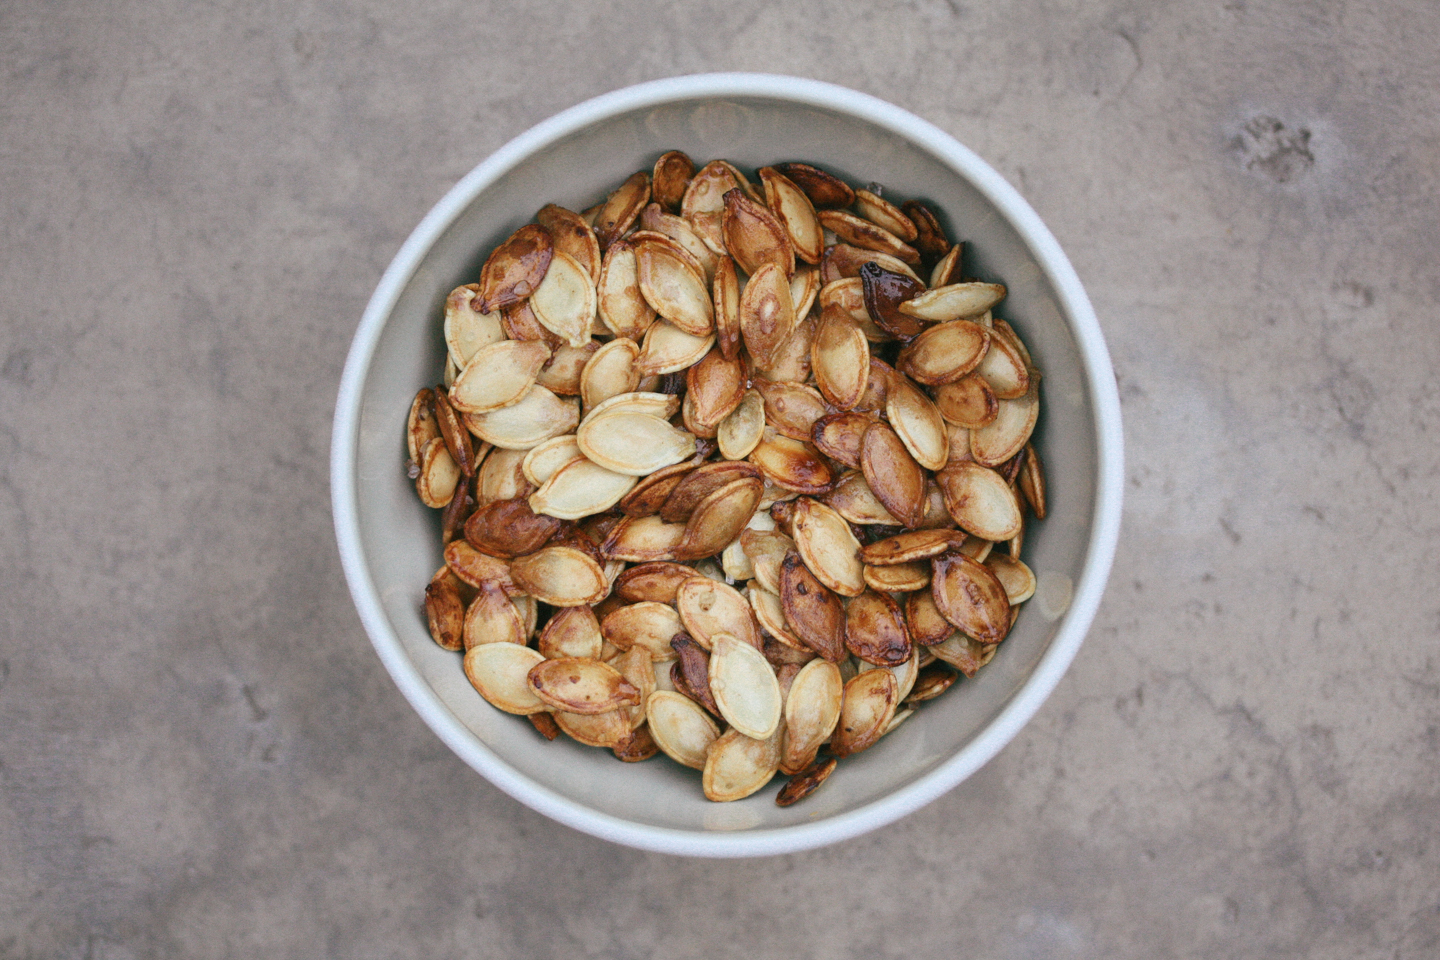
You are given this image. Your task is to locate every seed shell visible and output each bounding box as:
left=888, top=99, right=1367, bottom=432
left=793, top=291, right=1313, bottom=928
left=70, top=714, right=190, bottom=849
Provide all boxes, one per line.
left=739, top=262, right=797, bottom=370
left=810, top=307, right=870, bottom=410
left=600, top=514, right=688, bottom=562
left=462, top=384, right=578, bottom=450
left=424, top=573, right=466, bottom=651
left=652, top=150, right=695, bottom=212
left=844, top=591, right=912, bottom=666
left=780, top=657, right=844, bottom=772
left=775, top=755, right=838, bottom=807
left=510, top=545, right=609, bottom=607
left=678, top=476, right=764, bottom=560
left=897, top=319, right=991, bottom=386
left=930, top=551, right=1012, bottom=645
left=537, top=605, right=604, bottom=660
left=860, top=261, right=928, bottom=340
left=596, top=239, right=657, bottom=340
left=985, top=553, right=1037, bottom=604
left=676, top=577, right=762, bottom=651
left=477, top=223, right=554, bottom=314
left=444, top=284, right=506, bottom=368
left=702, top=727, right=781, bottom=802
left=886, top=375, right=949, bottom=471
left=527, top=657, right=641, bottom=715
left=449, top=339, right=553, bottom=414
left=717, top=387, right=765, bottom=460
left=772, top=161, right=855, bottom=208
left=790, top=497, right=865, bottom=597
left=749, top=432, right=834, bottom=495
left=819, top=208, right=920, bottom=265
left=722, top=188, right=794, bottom=277
left=635, top=321, right=715, bottom=377
left=536, top=203, right=601, bottom=284
left=859, top=422, right=926, bottom=528
left=463, top=642, right=548, bottom=715
left=831, top=668, right=898, bottom=758
left=708, top=634, right=783, bottom=740
left=759, top=166, right=824, bottom=264
left=898, top=282, right=1006, bottom=322
left=601, top=601, right=685, bottom=661
left=577, top=411, right=695, bottom=477
left=937, top=461, right=1023, bottom=541
left=416, top=437, right=460, bottom=508
left=863, top=561, right=930, bottom=593
left=635, top=236, right=714, bottom=336
left=970, top=383, right=1039, bottom=466
left=778, top=550, right=847, bottom=662
left=592, top=171, right=651, bottom=249
left=647, top=690, right=721, bottom=769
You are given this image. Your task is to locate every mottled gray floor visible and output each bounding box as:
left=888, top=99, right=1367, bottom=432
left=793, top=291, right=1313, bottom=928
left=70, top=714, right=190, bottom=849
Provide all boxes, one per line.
left=3, top=1, right=1438, bottom=957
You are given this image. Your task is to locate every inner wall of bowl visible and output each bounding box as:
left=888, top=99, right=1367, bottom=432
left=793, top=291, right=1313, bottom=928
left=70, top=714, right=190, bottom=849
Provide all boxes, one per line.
left=355, top=94, right=1098, bottom=832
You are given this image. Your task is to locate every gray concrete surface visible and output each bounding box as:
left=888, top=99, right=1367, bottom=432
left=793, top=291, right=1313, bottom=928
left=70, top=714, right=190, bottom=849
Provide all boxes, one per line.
left=3, top=1, right=1438, bottom=957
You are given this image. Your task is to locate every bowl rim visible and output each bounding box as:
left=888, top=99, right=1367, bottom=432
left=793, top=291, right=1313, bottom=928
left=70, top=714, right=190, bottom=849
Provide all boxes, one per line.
left=331, top=72, right=1124, bottom=858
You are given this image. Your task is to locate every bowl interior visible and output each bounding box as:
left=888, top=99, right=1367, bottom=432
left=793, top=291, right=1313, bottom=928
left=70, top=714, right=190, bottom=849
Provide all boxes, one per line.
left=342, top=84, right=1108, bottom=850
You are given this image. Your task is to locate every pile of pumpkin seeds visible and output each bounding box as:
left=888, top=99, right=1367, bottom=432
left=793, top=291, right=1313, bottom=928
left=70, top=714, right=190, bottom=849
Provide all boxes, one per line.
left=405, top=152, right=1047, bottom=805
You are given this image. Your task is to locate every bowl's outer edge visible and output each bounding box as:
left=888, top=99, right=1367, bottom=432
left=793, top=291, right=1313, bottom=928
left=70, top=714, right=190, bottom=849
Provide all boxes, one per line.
left=331, top=72, right=1124, bottom=858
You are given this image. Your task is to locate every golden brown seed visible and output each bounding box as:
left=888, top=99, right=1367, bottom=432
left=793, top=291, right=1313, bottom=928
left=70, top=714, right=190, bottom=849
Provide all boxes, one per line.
left=772, top=161, right=856, bottom=208
left=597, top=239, right=657, bottom=340
left=444, top=284, right=505, bottom=369
left=831, top=668, right=898, bottom=758
left=462, top=580, right=527, bottom=651
left=975, top=326, right=1031, bottom=400
left=928, top=632, right=996, bottom=678
left=652, top=150, right=695, bottom=212
left=682, top=161, right=742, bottom=255
left=635, top=321, right=715, bottom=377
left=553, top=708, right=632, bottom=748
left=464, top=642, right=549, bottom=715
left=659, top=461, right=762, bottom=523
left=442, top=540, right=517, bottom=594
left=647, top=690, right=720, bottom=769
left=640, top=203, right=718, bottom=281
left=810, top=307, right=870, bottom=410
left=702, top=727, right=781, bottom=802
left=592, top=170, right=651, bottom=249
left=684, top=345, right=747, bottom=433
left=753, top=378, right=830, bottom=443
left=536, top=203, right=602, bottom=284
left=824, top=472, right=901, bottom=526
left=970, top=383, right=1039, bottom=466
left=462, top=384, right=579, bottom=451
left=931, top=551, right=1012, bottom=645
left=537, top=605, right=604, bottom=660
left=853, top=189, right=918, bottom=242
left=886, top=374, right=949, bottom=471
left=669, top=633, right=721, bottom=716
left=985, top=553, right=1037, bottom=604
left=432, top=388, right=477, bottom=479
left=449, top=339, right=553, bottom=414
left=612, top=724, right=659, bottom=762
left=933, top=375, right=999, bottom=429
left=634, top=236, right=714, bottom=337
left=739, top=529, right=795, bottom=595
left=612, top=561, right=692, bottom=604
left=509, top=545, right=609, bottom=607
left=898, top=282, right=1007, bottom=322
left=617, top=458, right=698, bottom=518
left=708, top=634, right=783, bottom=740
left=844, top=591, right=912, bottom=666
left=424, top=573, right=466, bottom=651
left=738, top=262, right=797, bottom=370
left=819, top=208, right=920, bottom=265
left=600, top=601, right=684, bottom=661
left=776, top=755, right=838, bottom=807
left=758, top=166, right=824, bottom=264
left=781, top=658, right=844, bottom=771
left=860, top=422, right=926, bottom=529
left=936, top=461, right=1023, bottom=541
left=464, top=497, right=564, bottom=559
left=416, top=436, right=461, bottom=508
left=477, top=223, right=554, bottom=314
left=824, top=244, right=923, bottom=286
left=897, top=320, right=991, bottom=386
left=779, top=550, right=846, bottom=662
left=809, top=412, right=876, bottom=470
left=929, top=243, right=964, bottom=287
left=863, top=561, right=930, bottom=593
left=717, top=387, right=765, bottom=460
left=712, top=255, right=742, bottom=361
left=526, top=657, right=641, bottom=715
left=527, top=712, right=562, bottom=740
left=678, top=476, right=764, bottom=561
left=600, top=514, right=688, bottom=562
left=407, top=387, right=440, bottom=465
left=860, top=527, right=968, bottom=565
left=790, top=497, right=866, bottom=597
left=905, top=661, right=959, bottom=703
left=528, top=457, right=637, bottom=520
left=676, top=576, right=762, bottom=652
left=500, top=299, right=561, bottom=347
left=902, top=199, right=950, bottom=260
left=749, top=432, right=835, bottom=495
left=722, top=188, right=794, bottom=277
left=577, top=411, right=696, bottom=477
left=755, top=313, right=815, bottom=383
left=1018, top=442, right=1047, bottom=519
left=904, top=590, right=961, bottom=650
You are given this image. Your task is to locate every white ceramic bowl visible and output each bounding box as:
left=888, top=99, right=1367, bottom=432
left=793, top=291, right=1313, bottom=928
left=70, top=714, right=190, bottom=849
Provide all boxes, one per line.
left=332, top=73, right=1123, bottom=857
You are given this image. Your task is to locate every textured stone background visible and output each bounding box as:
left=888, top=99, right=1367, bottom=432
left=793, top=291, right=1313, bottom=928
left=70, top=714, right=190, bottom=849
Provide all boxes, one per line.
left=3, top=1, right=1438, bottom=957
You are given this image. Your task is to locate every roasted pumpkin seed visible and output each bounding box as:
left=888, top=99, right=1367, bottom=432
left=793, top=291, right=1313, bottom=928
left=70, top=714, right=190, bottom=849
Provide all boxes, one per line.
left=463, top=642, right=548, bottom=715
left=647, top=690, right=720, bottom=769
left=898, top=281, right=1006, bottom=322
left=790, top=497, right=865, bottom=597
left=844, top=590, right=912, bottom=666
left=477, top=224, right=553, bottom=313
left=931, top=551, right=1011, bottom=645
left=592, top=170, right=650, bottom=249
left=601, top=601, right=684, bottom=661
left=936, top=461, right=1023, bottom=541
left=831, top=668, right=898, bottom=757
left=779, top=550, right=847, bottom=662
left=702, top=727, right=781, bottom=802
